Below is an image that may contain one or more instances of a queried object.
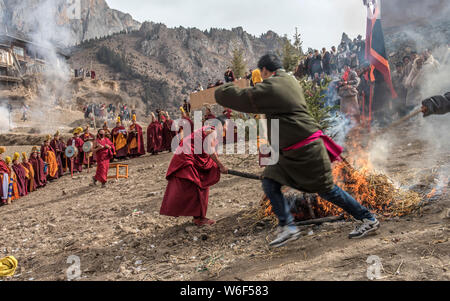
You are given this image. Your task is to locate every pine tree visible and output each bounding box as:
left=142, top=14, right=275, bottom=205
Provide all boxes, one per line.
left=293, top=27, right=304, bottom=56
left=230, top=44, right=247, bottom=79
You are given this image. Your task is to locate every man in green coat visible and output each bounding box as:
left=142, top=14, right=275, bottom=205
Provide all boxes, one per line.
left=215, top=53, right=380, bottom=248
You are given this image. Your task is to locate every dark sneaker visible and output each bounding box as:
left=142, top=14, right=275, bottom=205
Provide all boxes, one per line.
left=269, top=225, right=301, bottom=248
left=349, top=218, right=380, bottom=239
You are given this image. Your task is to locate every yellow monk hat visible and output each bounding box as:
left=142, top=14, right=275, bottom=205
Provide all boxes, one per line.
left=117, top=116, right=121, bottom=123
left=22, top=152, right=28, bottom=160
left=132, top=114, right=137, bottom=122
left=180, top=106, right=186, bottom=114
left=45, top=134, right=52, bottom=142
left=5, top=156, right=12, bottom=165
left=73, top=127, right=83, bottom=135
left=0, top=146, right=5, bottom=154
left=54, top=130, right=60, bottom=137
left=13, top=152, right=20, bottom=162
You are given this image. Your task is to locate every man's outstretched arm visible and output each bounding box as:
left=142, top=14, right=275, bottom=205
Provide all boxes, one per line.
left=422, top=92, right=450, bottom=117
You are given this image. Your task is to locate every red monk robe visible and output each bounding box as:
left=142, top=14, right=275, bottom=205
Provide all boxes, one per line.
left=162, top=118, right=176, bottom=152
left=21, top=161, right=36, bottom=193
left=147, top=114, right=163, bottom=155
left=41, top=144, right=59, bottom=180
left=112, top=124, right=128, bottom=159
left=160, top=126, right=223, bottom=226
left=128, top=120, right=145, bottom=157
left=12, top=162, right=28, bottom=197
left=29, top=150, right=47, bottom=188
left=93, top=136, right=115, bottom=185
left=67, top=136, right=85, bottom=173
left=50, top=138, right=64, bottom=177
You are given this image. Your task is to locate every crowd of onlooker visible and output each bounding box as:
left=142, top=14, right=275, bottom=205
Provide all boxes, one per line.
left=83, top=103, right=137, bottom=123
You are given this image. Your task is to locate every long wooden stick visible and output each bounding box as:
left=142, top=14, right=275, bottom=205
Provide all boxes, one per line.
left=227, top=169, right=263, bottom=180
left=373, top=108, right=423, bottom=138
left=295, top=214, right=345, bottom=226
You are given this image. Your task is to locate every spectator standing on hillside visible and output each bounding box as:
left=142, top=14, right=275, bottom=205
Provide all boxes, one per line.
left=322, top=48, right=331, bottom=75
left=311, top=50, right=323, bottom=76
left=224, top=67, right=236, bottom=83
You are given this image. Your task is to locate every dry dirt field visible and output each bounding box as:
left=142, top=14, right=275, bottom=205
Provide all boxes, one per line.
left=0, top=121, right=449, bottom=282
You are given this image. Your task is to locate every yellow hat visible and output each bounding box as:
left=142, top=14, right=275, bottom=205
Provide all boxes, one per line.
left=180, top=107, right=186, bottom=114
left=31, top=146, right=39, bottom=153
left=5, top=156, right=12, bottom=165
left=13, top=152, right=20, bottom=162
left=22, top=152, right=28, bottom=160
left=54, top=130, right=60, bottom=137
left=73, top=127, right=83, bottom=135
left=45, top=134, right=52, bottom=142
left=0, top=146, right=5, bottom=154
left=117, top=116, right=121, bottom=123
left=132, top=114, right=137, bottom=121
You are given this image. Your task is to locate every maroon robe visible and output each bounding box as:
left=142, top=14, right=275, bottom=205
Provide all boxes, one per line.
left=12, top=163, right=28, bottom=197
left=162, top=119, right=176, bottom=152
left=29, top=155, right=47, bottom=188
left=127, top=123, right=145, bottom=157
left=112, top=126, right=128, bottom=159
left=50, top=139, right=64, bottom=177
left=21, top=162, right=36, bottom=193
left=94, top=137, right=115, bottom=184
left=160, top=127, right=221, bottom=218
left=147, top=121, right=163, bottom=154
left=67, top=137, right=84, bottom=173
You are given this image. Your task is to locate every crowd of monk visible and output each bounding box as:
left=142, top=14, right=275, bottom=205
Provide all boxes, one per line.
left=0, top=108, right=199, bottom=206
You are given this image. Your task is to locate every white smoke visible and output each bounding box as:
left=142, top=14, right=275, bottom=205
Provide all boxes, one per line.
left=0, top=104, right=13, bottom=133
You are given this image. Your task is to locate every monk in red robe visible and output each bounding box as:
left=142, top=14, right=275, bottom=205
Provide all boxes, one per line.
left=0, top=147, right=11, bottom=205
left=162, top=112, right=176, bottom=152
left=50, top=131, right=64, bottom=177
left=29, top=146, right=47, bottom=188
left=91, top=129, right=115, bottom=188
left=160, top=126, right=228, bottom=226
left=112, top=117, right=128, bottom=160
left=81, top=126, right=95, bottom=167
left=147, top=112, right=163, bottom=155
left=12, top=152, right=28, bottom=197
left=21, top=152, right=36, bottom=193
left=41, top=135, right=59, bottom=180
left=127, top=114, right=145, bottom=157
left=67, top=127, right=85, bottom=173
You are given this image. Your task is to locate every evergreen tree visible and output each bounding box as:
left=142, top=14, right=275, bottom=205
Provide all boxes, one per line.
left=293, top=27, right=304, bottom=56
left=230, top=44, right=247, bottom=79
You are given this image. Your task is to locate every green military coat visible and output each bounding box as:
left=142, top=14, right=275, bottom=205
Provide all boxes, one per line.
left=215, top=69, right=334, bottom=193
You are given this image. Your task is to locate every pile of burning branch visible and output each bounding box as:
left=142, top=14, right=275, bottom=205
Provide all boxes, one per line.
left=258, top=161, right=423, bottom=225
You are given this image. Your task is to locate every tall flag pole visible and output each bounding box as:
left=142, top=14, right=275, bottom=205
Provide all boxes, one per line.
left=364, top=0, right=397, bottom=99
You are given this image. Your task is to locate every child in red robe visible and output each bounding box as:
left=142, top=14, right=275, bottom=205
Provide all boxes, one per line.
left=92, top=129, right=115, bottom=188
left=160, top=126, right=228, bottom=226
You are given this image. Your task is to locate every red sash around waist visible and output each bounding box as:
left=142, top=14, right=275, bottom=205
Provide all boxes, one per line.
left=282, top=130, right=343, bottom=163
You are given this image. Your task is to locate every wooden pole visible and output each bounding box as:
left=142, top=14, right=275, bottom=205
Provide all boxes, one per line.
left=295, top=214, right=345, bottom=226
left=372, top=108, right=423, bottom=138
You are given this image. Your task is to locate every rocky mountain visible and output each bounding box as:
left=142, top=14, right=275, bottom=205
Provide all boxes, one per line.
left=0, top=0, right=141, bottom=45
left=69, top=22, right=285, bottom=111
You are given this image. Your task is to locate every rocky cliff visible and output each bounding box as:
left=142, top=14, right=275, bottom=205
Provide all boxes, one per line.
left=0, top=0, right=141, bottom=45
left=69, top=22, right=285, bottom=111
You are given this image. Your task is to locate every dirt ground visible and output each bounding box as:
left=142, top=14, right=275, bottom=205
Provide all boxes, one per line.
left=0, top=121, right=449, bottom=282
